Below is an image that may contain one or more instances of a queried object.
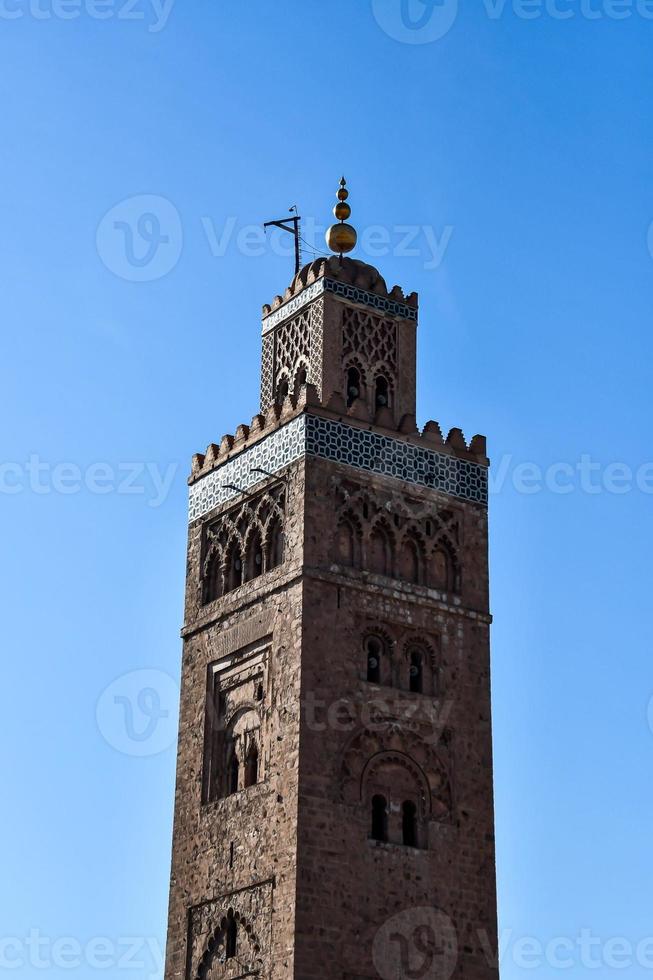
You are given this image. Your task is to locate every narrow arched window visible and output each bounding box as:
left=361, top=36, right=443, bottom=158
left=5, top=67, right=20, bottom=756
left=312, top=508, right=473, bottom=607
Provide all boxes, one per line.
left=203, top=553, right=222, bottom=604
left=369, top=525, right=391, bottom=577
left=226, top=542, right=242, bottom=592
left=366, top=636, right=382, bottom=684
left=402, top=801, right=418, bottom=847
left=346, top=366, right=361, bottom=407
left=268, top=517, right=284, bottom=570
left=225, top=912, right=237, bottom=959
left=244, top=741, right=258, bottom=788
left=276, top=377, right=289, bottom=403
left=371, top=794, right=388, bottom=843
left=336, top=519, right=356, bottom=566
left=409, top=649, right=423, bottom=694
left=229, top=750, right=239, bottom=795
left=245, top=530, right=263, bottom=581
left=375, top=375, right=390, bottom=409
left=295, top=366, right=307, bottom=390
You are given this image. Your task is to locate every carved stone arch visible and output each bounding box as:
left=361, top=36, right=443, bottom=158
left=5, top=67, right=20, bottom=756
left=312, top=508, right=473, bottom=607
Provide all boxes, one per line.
left=341, top=727, right=453, bottom=824
left=292, top=358, right=310, bottom=393
left=194, top=907, right=263, bottom=980
left=362, top=750, right=432, bottom=820
left=242, top=520, right=264, bottom=582
left=366, top=516, right=395, bottom=577
left=202, top=540, right=225, bottom=603
left=334, top=508, right=363, bottom=567
left=430, top=534, right=461, bottom=593
left=344, top=355, right=367, bottom=408
left=264, top=512, right=284, bottom=571
left=343, top=354, right=368, bottom=388
left=223, top=534, right=243, bottom=593
left=397, top=525, right=426, bottom=585
left=370, top=359, right=395, bottom=411
left=362, top=627, right=394, bottom=686
left=401, top=634, right=438, bottom=695
left=274, top=371, right=290, bottom=404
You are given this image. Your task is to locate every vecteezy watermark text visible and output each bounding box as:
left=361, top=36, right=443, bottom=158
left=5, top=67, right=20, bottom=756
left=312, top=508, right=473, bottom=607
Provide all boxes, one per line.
left=372, top=0, right=653, bottom=45
left=96, top=194, right=453, bottom=283
left=489, top=453, right=653, bottom=496
left=0, top=456, right=178, bottom=508
left=0, top=930, right=163, bottom=975
left=0, top=0, right=175, bottom=31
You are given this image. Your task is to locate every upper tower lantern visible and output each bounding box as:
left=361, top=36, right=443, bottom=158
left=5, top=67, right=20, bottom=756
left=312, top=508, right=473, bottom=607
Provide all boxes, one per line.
left=260, top=181, right=419, bottom=428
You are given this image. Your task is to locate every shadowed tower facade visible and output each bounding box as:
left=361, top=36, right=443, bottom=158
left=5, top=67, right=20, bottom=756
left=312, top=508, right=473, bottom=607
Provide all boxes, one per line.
left=163, top=183, right=499, bottom=980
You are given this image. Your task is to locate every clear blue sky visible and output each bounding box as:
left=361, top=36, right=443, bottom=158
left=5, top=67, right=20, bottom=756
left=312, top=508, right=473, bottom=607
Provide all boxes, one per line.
left=2, top=2, right=652, bottom=977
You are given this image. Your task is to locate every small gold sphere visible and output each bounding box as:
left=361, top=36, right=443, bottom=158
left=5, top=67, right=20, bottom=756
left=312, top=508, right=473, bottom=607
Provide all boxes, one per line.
left=334, top=201, right=351, bottom=221
left=337, top=186, right=349, bottom=201
left=326, top=223, right=357, bottom=255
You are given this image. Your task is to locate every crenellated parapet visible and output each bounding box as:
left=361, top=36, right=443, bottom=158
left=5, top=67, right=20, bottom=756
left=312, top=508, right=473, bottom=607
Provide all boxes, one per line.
left=190, top=384, right=488, bottom=485
left=261, top=256, right=418, bottom=325
left=188, top=384, right=489, bottom=523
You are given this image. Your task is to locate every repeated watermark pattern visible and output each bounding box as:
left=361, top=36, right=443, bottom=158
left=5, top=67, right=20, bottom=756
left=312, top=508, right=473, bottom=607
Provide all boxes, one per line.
left=303, top=692, right=453, bottom=746
left=96, top=194, right=454, bottom=282
left=372, top=0, right=653, bottom=43
left=96, top=669, right=179, bottom=757
left=374, top=908, right=458, bottom=980
left=0, top=456, right=178, bottom=507
left=96, top=195, right=183, bottom=282
left=0, top=931, right=163, bottom=974
left=2, top=453, right=653, bottom=506
left=0, top=0, right=175, bottom=30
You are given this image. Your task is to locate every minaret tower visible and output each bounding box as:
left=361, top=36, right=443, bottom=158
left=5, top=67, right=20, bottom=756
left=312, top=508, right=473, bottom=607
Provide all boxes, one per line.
left=164, top=181, right=499, bottom=980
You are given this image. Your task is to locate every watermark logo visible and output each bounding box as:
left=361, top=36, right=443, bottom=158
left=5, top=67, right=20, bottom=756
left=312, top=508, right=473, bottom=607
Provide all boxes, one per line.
left=0, top=0, right=175, bottom=31
left=373, top=907, right=458, bottom=980
left=96, top=669, right=179, bottom=757
left=0, top=456, right=179, bottom=507
left=96, top=194, right=183, bottom=282
left=372, top=0, right=459, bottom=43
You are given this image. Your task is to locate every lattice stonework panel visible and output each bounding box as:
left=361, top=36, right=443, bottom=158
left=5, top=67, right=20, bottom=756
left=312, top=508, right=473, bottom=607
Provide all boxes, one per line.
left=260, top=332, right=274, bottom=411
left=309, top=297, right=324, bottom=397
left=342, top=307, right=397, bottom=380
left=260, top=299, right=324, bottom=409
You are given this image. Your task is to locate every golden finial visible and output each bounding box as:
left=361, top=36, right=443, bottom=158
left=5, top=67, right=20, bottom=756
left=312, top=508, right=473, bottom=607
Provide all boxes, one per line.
left=325, top=176, right=357, bottom=257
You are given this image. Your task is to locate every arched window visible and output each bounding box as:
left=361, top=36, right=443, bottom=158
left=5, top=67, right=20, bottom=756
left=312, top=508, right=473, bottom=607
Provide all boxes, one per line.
left=225, top=912, right=237, bottom=959
left=346, top=366, right=361, bottom=407
left=244, top=740, right=258, bottom=788
left=402, top=801, right=418, bottom=847
left=409, top=649, right=423, bottom=694
left=375, top=375, right=390, bottom=409
left=399, top=537, right=420, bottom=584
left=276, top=376, right=289, bottom=403
left=245, top=529, right=263, bottom=581
left=267, top=516, right=284, bottom=570
left=203, top=552, right=222, bottom=604
left=371, top=794, right=388, bottom=843
left=229, top=748, right=239, bottom=795
left=225, top=541, right=243, bottom=592
left=366, top=636, right=383, bottom=684
left=295, top=365, right=307, bottom=390
left=336, top=518, right=356, bottom=567
left=369, top=524, right=392, bottom=577
left=431, top=548, right=450, bottom=590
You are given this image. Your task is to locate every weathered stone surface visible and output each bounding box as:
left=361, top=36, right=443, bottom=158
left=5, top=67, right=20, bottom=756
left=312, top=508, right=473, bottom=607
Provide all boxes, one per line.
left=164, top=258, right=498, bottom=980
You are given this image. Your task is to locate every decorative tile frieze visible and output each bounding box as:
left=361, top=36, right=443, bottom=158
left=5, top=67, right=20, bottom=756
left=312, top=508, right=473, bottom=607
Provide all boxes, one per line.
left=261, top=277, right=417, bottom=334
left=188, top=415, right=305, bottom=523
left=188, top=415, right=487, bottom=523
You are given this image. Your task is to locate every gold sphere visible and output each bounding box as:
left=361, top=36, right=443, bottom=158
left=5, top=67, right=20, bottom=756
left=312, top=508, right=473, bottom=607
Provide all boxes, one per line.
left=337, top=186, right=349, bottom=201
left=326, top=222, right=357, bottom=255
left=334, top=201, right=351, bottom=221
